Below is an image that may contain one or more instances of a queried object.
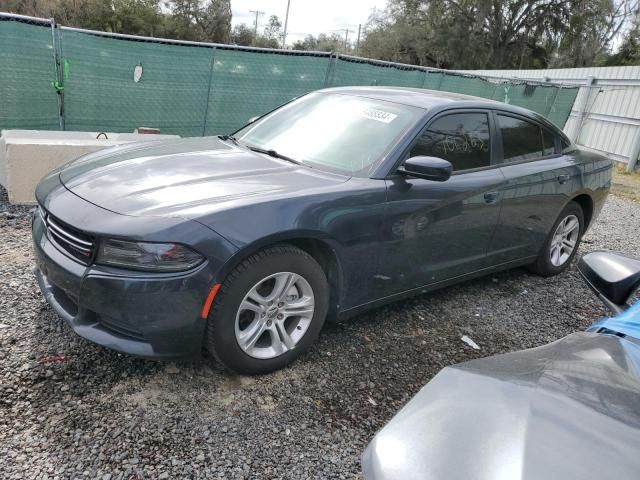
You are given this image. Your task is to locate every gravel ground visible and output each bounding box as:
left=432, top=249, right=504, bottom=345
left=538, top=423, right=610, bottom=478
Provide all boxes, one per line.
left=1, top=188, right=638, bottom=480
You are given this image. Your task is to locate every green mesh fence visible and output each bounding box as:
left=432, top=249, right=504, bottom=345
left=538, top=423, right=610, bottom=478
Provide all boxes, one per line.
left=422, top=71, right=447, bottom=89
left=331, top=57, right=425, bottom=88
left=439, top=72, right=495, bottom=98
left=489, top=81, right=579, bottom=124
left=0, top=15, right=580, bottom=136
left=204, top=49, right=331, bottom=135
left=0, top=20, right=59, bottom=130
left=61, top=29, right=213, bottom=136
left=546, top=87, right=580, bottom=127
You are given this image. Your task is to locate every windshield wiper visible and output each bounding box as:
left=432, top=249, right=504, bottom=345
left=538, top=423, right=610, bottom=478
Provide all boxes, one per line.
left=245, top=145, right=302, bottom=165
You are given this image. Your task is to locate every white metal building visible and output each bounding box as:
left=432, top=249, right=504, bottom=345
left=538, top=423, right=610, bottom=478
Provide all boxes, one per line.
left=458, top=66, right=640, bottom=171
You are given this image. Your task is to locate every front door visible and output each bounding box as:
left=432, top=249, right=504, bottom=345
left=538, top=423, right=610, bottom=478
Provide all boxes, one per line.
left=378, top=111, right=505, bottom=296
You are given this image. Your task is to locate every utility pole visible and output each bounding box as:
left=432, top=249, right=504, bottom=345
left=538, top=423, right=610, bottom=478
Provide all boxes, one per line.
left=341, top=28, right=352, bottom=53
left=250, top=9, right=265, bottom=37
left=282, top=0, right=291, bottom=48
left=355, top=24, right=361, bottom=56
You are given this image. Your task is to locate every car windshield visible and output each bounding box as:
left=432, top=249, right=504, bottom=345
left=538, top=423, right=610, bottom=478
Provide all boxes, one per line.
left=234, top=92, right=423, bottom=177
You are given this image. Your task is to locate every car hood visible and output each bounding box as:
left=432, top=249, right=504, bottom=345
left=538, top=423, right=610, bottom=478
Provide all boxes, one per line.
left=363, top=332, right=640, bottom=480
left=59, top=137, right=347, bottom=218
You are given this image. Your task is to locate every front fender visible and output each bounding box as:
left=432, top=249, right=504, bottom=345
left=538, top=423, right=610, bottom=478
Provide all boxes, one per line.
left=199, top=179, right=388, bottom=310
left=212, top=229, right=347, bottom=308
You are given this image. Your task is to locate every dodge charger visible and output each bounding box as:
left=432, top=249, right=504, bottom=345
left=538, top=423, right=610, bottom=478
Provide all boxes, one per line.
left=32, top=87, right=612, bottom=373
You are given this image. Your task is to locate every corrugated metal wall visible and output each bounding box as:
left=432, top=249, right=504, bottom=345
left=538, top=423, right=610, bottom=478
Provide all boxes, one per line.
left=458, top=66, right=640, bottom=169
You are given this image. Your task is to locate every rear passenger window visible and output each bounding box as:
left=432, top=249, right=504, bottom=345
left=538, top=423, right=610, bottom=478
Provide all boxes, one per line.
left=542, top=129, right=556, bottom=156
left=498, top=115, right=544, bottom=163
left=410, top=113, right=491, bottom=171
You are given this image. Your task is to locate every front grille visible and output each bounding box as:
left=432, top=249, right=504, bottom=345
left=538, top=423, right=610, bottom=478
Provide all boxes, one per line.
left=41, top=208, right=96, bottom=264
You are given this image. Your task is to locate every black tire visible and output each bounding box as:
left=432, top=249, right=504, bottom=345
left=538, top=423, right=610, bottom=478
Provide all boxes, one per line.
left=206, top=244, right=329, bottom=374
left=529, top=201, right=584, bottom=277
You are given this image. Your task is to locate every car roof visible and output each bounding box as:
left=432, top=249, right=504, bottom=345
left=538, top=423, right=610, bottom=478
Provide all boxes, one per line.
left=319, top=86, right=491, bottom=108
left=318, top=86, right=554, bottom=128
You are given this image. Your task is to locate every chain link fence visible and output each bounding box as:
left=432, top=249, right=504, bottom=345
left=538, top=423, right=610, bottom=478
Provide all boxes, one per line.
left=0, top=15, right=60, bottom=131
left=0, top=13, right=580, bottom=137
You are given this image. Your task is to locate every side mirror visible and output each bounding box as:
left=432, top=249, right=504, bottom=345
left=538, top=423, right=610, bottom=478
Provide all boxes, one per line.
left=399, top=156, right=452, bottom=182
left=577, top=251, right=640, bottom=312
left=248, top=116, right=260, bottom=124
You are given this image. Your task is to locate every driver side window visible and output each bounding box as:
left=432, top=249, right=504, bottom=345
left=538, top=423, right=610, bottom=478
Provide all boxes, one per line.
left=410, top=113, right=491, bottom=171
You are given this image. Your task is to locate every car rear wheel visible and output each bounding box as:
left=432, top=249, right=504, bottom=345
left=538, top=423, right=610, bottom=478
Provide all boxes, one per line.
left=529, top=201, right=584, bottom=277
left=206, top=245, right=329, bottom=374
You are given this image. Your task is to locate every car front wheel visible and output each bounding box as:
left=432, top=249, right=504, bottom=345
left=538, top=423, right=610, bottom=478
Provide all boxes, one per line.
left=206, top=245, right=329, bottom=374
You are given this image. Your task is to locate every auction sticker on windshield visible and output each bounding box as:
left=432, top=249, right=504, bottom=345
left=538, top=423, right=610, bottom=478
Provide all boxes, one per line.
left=360, top=108, right=398, bottom=124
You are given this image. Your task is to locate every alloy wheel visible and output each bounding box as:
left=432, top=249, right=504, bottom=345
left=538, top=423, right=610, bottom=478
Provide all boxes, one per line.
left=235, top=272, right=315, bottom=359
left=549, top=214, right=580, bottom=267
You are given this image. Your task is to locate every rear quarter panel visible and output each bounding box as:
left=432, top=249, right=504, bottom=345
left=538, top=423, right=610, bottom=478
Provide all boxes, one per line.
left=576, top=149, right=612, bottom=232
left=490, top=147, right=611, bottom=264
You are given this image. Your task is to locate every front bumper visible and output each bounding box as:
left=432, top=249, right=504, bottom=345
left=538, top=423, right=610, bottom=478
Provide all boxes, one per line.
left=32, top=209, right=216, bottom=359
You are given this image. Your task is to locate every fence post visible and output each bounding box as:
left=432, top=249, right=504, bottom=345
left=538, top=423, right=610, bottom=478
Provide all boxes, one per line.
left=50, top=18, right=65, bottom=131
left=420, top=69, right=431, bottom=89
left=570, top=75, right=595, bottom=143
left=491, top=81, right=501, bottom=100
left=201, top=47, right=216, bottom=136
left=545, top=82, right=561, bottom=118
left=435, top=72, right=445, bottom=90
left=323, top=53, right=336, bottom=87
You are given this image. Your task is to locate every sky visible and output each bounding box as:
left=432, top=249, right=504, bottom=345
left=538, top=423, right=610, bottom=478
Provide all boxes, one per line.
left=231, top=0, right=389, bottom=46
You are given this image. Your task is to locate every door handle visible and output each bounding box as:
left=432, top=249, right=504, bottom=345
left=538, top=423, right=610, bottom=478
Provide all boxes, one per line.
left=484, top=191, right=499, bottom=204
left=557, top=174, right=570, bottom=184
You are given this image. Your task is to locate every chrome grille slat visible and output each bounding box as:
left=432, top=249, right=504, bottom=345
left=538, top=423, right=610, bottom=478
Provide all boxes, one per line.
left=46, top=217, right=93, bottom=247
left=47, top=228, right=93, bottom=253
left=40, top=207, right=96, bottom=264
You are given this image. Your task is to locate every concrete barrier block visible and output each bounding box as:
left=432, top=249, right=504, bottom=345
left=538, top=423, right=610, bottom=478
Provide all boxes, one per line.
left=0, top=130, right=179, bottom=204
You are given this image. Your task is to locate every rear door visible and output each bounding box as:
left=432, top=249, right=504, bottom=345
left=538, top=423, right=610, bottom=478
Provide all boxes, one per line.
left=488, top=112, right=578, bottom=265
left=379, top=110, right=505, bottom=295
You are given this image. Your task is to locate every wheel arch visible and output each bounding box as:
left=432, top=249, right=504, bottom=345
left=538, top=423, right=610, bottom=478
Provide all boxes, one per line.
left=215, top=231, right=345, bottom=318
left=569, top=192, right=594, bottom=231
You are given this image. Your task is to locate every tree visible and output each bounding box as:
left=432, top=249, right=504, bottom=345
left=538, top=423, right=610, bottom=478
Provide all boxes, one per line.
left=292, top=35, right=319, bottom=50
left=262, top=15, right=282, bottom=44
left=605, top=12, right=640, bottom=64
left=164, top=0, right=231, bottom=43
left=3, top=0, right=168, bottom=36
left=292, top=33, right=350, bottom=53
left=3, top=0, right=638, bottom=66
left=2, top=0, right=233, bottom=42
left=246, top=15, right=282, bottom=48
left=359, top=0, right=638, bottom=69
left=551, top=0, right=637, bottom=67
left=231, top=23, right=255, bottom=46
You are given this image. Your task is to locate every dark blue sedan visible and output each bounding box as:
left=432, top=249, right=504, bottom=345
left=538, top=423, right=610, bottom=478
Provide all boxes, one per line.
left=32, top=87, right=612, bottom=373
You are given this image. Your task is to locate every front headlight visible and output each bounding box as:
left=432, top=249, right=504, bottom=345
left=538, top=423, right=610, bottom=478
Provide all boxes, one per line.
left=96, top=239, right=204, bottom=272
